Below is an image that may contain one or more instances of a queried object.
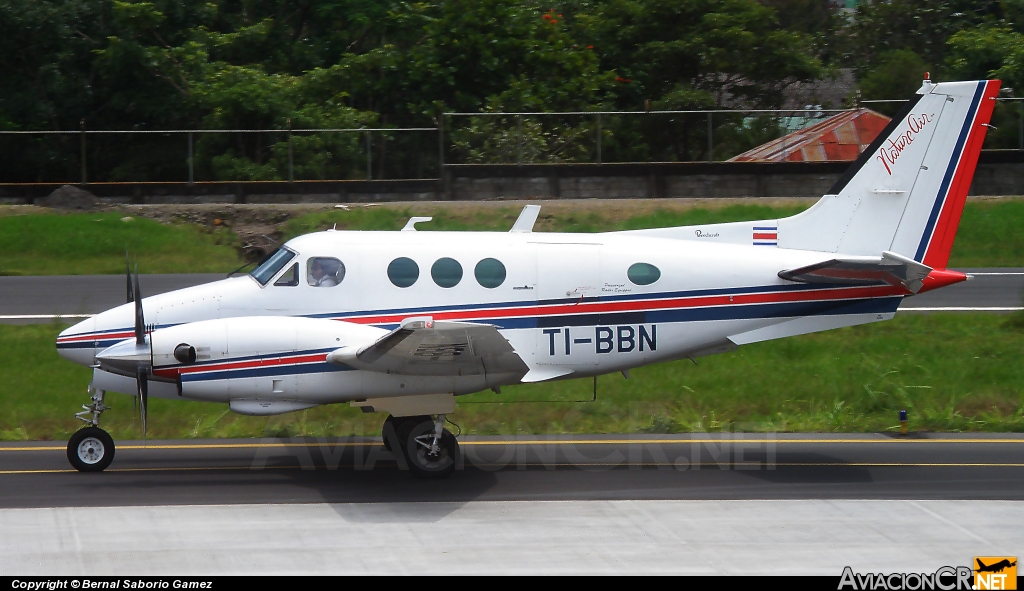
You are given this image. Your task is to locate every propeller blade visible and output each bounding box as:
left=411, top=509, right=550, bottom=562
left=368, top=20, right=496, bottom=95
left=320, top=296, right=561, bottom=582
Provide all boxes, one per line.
left=136, top=368, right=149, bottom=440
left=133, top=267, right=145, bottom=345
left=125, top=251, right=134, bottom=303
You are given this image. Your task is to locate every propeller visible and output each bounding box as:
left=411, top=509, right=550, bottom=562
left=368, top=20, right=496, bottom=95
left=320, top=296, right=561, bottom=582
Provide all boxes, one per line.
left=95, top=258, right=153, bottom=440
left=126, top=252, right=140, bottom=421
left=126, top=251, right=135, bottom=303
left=132, top=264, right=150, bottom=440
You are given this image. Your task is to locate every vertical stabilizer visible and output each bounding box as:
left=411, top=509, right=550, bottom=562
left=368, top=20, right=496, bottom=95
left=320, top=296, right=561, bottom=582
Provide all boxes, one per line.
left=776, top=79, right=1000, bottom=266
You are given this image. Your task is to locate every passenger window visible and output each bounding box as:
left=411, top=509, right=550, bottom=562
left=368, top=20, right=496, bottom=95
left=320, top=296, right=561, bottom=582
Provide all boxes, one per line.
left=388, top=257, right=419, bottom=288
left=274, top=263, right=299, bottom=287
left=307, top=257, right=345, bottom=287
left=431, top=257, right=463, bottom=288
left=627, top=263, right=661, bottom=285
left=474, top=258, right=506, bottom=288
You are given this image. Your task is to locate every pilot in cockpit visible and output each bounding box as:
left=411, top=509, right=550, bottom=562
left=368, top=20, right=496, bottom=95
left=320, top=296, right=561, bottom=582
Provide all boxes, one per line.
left=308, top=257, right=343, bottom=287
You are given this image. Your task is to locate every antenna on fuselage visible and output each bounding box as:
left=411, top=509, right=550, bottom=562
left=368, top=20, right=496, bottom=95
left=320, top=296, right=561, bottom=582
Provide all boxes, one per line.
left=510, top=205, right=541, bottom=233
left=402, top=217, right=433, bottom=231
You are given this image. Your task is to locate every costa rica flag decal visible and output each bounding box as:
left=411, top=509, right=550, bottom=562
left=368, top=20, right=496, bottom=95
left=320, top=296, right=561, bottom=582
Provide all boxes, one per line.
left=753, top=226, right=778, bottom=246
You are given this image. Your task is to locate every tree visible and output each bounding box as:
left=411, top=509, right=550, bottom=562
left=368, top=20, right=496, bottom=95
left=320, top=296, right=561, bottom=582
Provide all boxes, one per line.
left=857, top=49, right=930, bottom=115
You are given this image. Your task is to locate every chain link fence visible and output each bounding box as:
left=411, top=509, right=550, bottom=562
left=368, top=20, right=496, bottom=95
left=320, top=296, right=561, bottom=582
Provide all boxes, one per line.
left=1, top=99, right=1020, bottom=184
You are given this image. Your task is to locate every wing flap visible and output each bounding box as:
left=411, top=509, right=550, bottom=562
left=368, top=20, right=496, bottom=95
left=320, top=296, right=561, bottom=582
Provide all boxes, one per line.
left=327, top=316, right=528, bottom=378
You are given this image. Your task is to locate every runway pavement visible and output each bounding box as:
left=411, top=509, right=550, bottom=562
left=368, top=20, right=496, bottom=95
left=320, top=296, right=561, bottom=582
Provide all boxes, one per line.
left=1, top=434, right=1022, bottom=575
left=2, top=433, right=1022, bottom=507
left=0, top=273, right=222, bottom=322
left=0, top=269, right=1020, bottom=323
left=901, top=268, right=1024, bottom=311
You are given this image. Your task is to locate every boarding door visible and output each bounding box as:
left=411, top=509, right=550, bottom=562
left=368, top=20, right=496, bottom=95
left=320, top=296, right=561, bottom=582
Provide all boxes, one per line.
left=535, top=242, right=601, bottom=366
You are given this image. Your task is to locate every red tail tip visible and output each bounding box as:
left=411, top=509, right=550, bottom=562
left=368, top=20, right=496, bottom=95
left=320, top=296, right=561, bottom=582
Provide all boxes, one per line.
left=917, top=268, right=967, bottom=294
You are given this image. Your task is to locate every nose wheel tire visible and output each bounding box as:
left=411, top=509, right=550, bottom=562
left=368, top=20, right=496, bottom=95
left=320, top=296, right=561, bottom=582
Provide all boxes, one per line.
left=67, top=427, right=115, bottom=472
left=403, top=420, right=459, bottom=479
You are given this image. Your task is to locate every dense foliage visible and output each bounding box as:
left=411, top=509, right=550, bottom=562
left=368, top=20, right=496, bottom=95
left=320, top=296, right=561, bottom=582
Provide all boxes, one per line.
left=0, top=0, right=1019, bottom=182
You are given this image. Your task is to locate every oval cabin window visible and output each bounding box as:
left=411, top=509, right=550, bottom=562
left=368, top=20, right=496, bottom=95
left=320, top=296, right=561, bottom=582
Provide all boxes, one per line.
left=474, top=258, right=506, bottom=288
left=627, top=262, right=661, bottom=286
left=431, top=257, right=463, bottom=288
left=388, top=257, right=420, bottom=288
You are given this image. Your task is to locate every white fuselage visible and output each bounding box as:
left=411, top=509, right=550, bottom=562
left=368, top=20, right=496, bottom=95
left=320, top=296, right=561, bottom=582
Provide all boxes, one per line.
left=57, top=229, right=904, bottom=406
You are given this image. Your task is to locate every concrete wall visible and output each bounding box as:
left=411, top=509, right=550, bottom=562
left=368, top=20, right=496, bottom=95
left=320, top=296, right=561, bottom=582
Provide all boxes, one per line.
left=1, top=154, right=1021, bottom=205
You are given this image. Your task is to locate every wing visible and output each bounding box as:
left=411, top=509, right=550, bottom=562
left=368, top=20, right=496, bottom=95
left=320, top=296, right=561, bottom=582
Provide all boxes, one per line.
left=779, top=250, right=931, bottom=293
left=327, top=316, right=529, bottom=378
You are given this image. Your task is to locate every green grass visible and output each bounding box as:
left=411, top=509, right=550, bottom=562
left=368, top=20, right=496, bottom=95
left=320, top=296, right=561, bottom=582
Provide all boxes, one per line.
left=6, top=313, right=1023, bottom=441
left=279, top=204, right=813, bottom=238
left=0, top=199, right=1022, bottom=274
left=0, top=212, right=242, bottom=275
left=947, top=199, right=1024, bottom=267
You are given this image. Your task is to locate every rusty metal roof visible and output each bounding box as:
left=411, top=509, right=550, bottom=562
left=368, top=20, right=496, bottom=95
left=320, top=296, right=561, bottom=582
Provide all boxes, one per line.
left=728, top=108, right=890, bottom=162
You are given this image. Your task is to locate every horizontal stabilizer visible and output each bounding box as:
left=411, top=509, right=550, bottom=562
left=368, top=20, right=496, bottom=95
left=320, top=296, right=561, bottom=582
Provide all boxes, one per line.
left=779, top=251, right=931, bottom=293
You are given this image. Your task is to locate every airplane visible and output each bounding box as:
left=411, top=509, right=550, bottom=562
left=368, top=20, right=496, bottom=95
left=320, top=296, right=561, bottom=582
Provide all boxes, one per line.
left=56, top=77, right=1000, bottom=478
left=976, top=559, right=1016, bottom=574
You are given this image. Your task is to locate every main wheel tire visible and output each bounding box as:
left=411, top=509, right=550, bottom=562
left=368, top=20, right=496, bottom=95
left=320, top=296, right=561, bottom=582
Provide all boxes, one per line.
left=382, top=415, right=405, bottom=452
left=382, top=415, right=395, bottom=451
left=67, top=427, right=115, bottom=472
left=392, top=415, right=430, bottom=452
left=403, top=421, right=459, bottom=479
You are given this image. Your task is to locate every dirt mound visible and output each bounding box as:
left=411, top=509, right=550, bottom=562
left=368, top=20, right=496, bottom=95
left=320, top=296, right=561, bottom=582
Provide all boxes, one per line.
left=37, top=185, right=98, bottom=210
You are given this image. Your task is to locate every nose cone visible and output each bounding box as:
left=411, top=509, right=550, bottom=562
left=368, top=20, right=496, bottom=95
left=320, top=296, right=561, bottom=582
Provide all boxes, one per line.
left=95, top=338, right=151, bottom=377
left=56, top=316, right=99, bottom=366
left=56, top=303, right=137, bottom=367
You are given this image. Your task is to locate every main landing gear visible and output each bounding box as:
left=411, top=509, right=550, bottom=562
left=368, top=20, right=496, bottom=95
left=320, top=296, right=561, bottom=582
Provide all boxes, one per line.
left=67, top=386, right=115, bottom=472
left=383, top=414, right=459, bottom=479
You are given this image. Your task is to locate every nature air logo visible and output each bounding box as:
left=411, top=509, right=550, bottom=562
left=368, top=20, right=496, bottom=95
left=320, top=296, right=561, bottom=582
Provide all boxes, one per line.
left=974, top=557, right=1017, bottom=590
left=837, top=557, right=1016, bottom=590
left=876, top=112, right=935, bottom=175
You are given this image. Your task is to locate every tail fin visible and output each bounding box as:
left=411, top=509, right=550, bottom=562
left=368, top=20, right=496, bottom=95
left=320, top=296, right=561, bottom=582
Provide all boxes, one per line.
left=778, top=79, right=1000, bottom=267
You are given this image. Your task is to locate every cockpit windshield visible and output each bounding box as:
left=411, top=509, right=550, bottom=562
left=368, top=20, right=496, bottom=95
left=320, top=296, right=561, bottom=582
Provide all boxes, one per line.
left=250, top=247, right=296, bottom=286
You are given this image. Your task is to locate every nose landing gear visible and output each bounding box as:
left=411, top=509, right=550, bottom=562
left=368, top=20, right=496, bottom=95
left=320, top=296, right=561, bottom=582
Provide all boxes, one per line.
left=67, top=386, right=115, bottom=472
left=383, top=414, right=459, bottom=479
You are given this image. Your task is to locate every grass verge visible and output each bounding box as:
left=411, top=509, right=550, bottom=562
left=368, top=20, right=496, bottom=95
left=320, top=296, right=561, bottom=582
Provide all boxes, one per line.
left=5, top=313, right=1022, bottom=441
left=0, top=197, right=1021, bottom=274
left=0, top=212, right=241, bottom=275
left=279, top=203, right=813, bottom=237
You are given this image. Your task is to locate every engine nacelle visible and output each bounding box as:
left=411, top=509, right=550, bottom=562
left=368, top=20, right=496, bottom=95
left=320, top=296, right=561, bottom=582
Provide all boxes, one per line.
left=148, top=316, right=385, bottom=404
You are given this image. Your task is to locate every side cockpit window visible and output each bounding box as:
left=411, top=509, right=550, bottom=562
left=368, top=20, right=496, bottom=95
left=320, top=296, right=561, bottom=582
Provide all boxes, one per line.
left=251, top=247, right=296, bottom=286
left=274, top=263, right=299, bottom=286
left=308, top=257, right=345, bottom=287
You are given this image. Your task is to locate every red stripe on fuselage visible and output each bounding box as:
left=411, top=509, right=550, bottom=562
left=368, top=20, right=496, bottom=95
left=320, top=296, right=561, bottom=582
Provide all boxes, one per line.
left=64, top=284, right=908, bottom=349
left=57, top=330, right=134, bottom=343
left=753, top=233, right=778, bottom=240
left=923, top=80, right=1001, bottom=269
left=335, top=284, right=907, bottom=325
left=152, top=352, right=329, bottom=380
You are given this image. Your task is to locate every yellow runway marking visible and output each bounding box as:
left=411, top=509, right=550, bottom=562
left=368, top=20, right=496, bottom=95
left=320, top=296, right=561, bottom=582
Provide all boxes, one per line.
left=461, top=438, right=1024, bottom=445
left=2, top=438, right=1024, bottom=453
left=2, top=461, right=1024, bottom=475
